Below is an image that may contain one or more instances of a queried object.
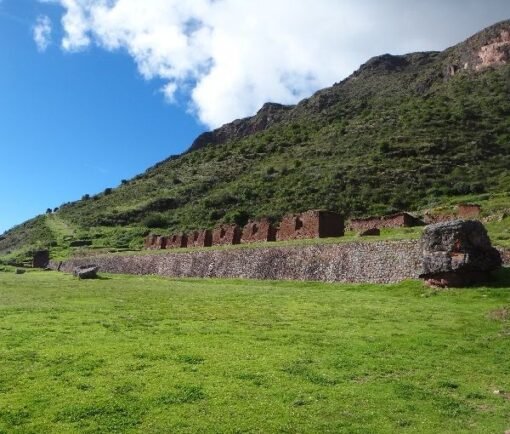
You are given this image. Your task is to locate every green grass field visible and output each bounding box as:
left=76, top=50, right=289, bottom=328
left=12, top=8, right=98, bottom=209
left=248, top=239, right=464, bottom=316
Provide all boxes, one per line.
left=1, top=271, right=510, bottom=433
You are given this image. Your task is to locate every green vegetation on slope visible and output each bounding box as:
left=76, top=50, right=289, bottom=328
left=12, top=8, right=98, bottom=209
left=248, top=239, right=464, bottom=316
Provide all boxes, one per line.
left=0, top=271, right=509, bottom=433
left=1, top=22, right=509, bottom=257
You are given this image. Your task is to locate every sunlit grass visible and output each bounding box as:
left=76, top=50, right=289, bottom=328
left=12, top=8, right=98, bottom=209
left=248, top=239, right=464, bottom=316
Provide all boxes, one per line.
left=0, top=270, right=509, bottom=433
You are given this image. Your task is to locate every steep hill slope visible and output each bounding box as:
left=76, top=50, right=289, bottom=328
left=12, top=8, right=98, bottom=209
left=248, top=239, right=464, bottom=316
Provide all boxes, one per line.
left=1, top=20, right=510, bottom=258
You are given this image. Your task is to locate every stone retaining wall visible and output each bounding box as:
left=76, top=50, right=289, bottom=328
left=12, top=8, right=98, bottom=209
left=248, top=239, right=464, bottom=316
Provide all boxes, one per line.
left=49, top=240, right=423, bottom=284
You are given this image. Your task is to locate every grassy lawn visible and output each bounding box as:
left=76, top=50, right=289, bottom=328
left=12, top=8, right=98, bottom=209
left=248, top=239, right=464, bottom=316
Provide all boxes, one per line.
left=0, top=271, right=509, bottom=433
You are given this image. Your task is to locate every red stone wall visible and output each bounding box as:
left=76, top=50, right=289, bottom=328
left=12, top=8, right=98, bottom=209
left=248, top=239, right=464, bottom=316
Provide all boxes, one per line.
left=167, top=233, right=188, bottom=249
left=277, top=210, right=343, bottom=241
left=348, top=217, right=381, bottom=231
left=32, top=250, right=50, bottom=268
left=154, top=236, right=168, bottom=250
left=241, top=219, right=277, bottom=243
left=318, top=211, right=345, bottom=237
left=457, top=204, right=481, bottom=219
left=145, top=235, right=168, bottom=250
left=423, top=214, right=456, bottom=224
left=212, top=225, right=242, bottom=246
left=144, top=234, right=159, bottom=249
left=189, top=230, right=213, bottom=248
left=350, top=213, right=422, bottom=230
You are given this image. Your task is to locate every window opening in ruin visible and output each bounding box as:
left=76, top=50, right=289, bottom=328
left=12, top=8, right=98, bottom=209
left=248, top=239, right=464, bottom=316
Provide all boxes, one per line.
left=295, top=217, right=303, bottom=230
left=252, top=224, right=258, bottom=235
left=220, top=228, right=226, bottom=238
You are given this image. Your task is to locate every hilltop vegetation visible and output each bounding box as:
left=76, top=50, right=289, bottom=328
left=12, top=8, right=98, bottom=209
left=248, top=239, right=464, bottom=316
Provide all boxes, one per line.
left=1, top=21, right=510, bottom=259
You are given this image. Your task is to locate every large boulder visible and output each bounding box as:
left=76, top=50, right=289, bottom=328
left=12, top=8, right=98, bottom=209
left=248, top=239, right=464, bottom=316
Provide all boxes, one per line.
left=73, top=265, right=99, bottom=280
left=420, top=220, right=502, bottom=287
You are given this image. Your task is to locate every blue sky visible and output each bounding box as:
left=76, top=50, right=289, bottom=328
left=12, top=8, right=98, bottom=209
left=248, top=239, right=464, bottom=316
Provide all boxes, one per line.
left=0, top=0, right=509, bottom=233
left=0, top=0, right=204, bottom=233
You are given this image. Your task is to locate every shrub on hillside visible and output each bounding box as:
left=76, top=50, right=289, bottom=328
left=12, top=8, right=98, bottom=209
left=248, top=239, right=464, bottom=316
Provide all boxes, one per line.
left=142, top=214, right=169, bottom=229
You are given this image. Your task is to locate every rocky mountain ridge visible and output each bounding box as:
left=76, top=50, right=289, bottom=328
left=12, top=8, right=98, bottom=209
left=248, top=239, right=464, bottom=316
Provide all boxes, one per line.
left=189, top=19, right=510, bottom=152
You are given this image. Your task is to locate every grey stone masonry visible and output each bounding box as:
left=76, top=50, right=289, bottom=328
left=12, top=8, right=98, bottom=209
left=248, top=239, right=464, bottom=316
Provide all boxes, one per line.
left=50, top=240, right=422, bottom=284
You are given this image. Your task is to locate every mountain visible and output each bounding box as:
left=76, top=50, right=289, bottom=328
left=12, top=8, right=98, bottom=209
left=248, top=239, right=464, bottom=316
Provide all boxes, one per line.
left=1, top=20, right=510, bottom=259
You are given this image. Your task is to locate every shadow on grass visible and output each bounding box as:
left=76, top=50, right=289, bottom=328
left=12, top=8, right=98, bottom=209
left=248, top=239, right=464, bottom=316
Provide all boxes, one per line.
left=93, top=275, right=112, bottom=281
left=73, top=275, right=112, bottom=281
left=475, top=267, right=510, bottom=289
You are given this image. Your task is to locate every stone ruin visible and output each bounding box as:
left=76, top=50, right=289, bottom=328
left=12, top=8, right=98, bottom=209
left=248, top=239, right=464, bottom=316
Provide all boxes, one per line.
left=457, top=203, right=481, bottom=219
left=189, top=230, right=213, bottom=248
left=155, top=236, right=168, bottom=249
left=349, top=212, right=423, bottom=231
left=423, top=213, right=457, bottom=225
left=144, top=211, right=345, bottom=249
left=212, top=224, right=242, bottom=246
left=382, top=213, right=423, bottom=228
left=32, top=250, right=50, bottom=268
left=144, top=235, right=168, bottom=250
left=276, top=210, right=344, bottom=241
left=424, top=204, right=482, bottom=224
left=144, top=234, right=159, bottom=249
left=420, top=220, right=502, bottom=287
left=167, top=233, right=188, bottom=249
left=241, top=219, right=277, bottom=243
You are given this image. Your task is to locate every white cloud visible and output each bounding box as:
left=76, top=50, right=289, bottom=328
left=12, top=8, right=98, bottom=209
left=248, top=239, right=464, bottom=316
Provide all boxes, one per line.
left=33, top=15, right=52, bottom=52
left=40, top=0, right=510, bottom=128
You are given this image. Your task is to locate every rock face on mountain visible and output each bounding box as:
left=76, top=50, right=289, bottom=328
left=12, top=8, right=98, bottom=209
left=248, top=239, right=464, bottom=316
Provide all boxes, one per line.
left=189, top=102, right=294, bottom=151
left=420, top=220, right=502, bottom=287
left=444, top=20, right=510, bottom=75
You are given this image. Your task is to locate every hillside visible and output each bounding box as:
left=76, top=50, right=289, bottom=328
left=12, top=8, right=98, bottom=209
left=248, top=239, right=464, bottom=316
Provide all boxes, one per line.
left=1, top=20, right=510, bottom=259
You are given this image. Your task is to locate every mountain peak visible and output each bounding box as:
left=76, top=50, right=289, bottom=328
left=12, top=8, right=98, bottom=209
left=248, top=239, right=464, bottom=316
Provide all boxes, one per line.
left=189, top=102, right=293, bottom=152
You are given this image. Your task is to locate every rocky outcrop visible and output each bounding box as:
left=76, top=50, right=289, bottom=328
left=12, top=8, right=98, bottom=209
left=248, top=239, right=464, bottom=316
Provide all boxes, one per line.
left=189, top=103, right=293, bottom=151
left=444, top=20, right=510, bottom=74
left=420, top=220, right=502, bottom=287
left=476, top=29, right=510, bottom=70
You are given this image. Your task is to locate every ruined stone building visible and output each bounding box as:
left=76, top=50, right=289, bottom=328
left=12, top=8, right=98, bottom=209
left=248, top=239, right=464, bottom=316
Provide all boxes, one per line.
left=144, top=234, right=159, bottom=249
left=349, top=212, right=422, bottom=231
left=380, top=213, right=423, bottom=228
left=241, top=219, right=277, bottom=243
left=146, top=235, right=168, bottom=250
left=277, top=210, right=344, bottom=241
left=167, top=233, right=188, bottom=249
left=189, top=230, right=213, bottom=248
left=457, top=204, right=481, bottom=219
left=32, top=250, right=49, bottom=268
left=424, top=204, right=482, bottom=224
left=212, top=225, right=242, bottom=246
